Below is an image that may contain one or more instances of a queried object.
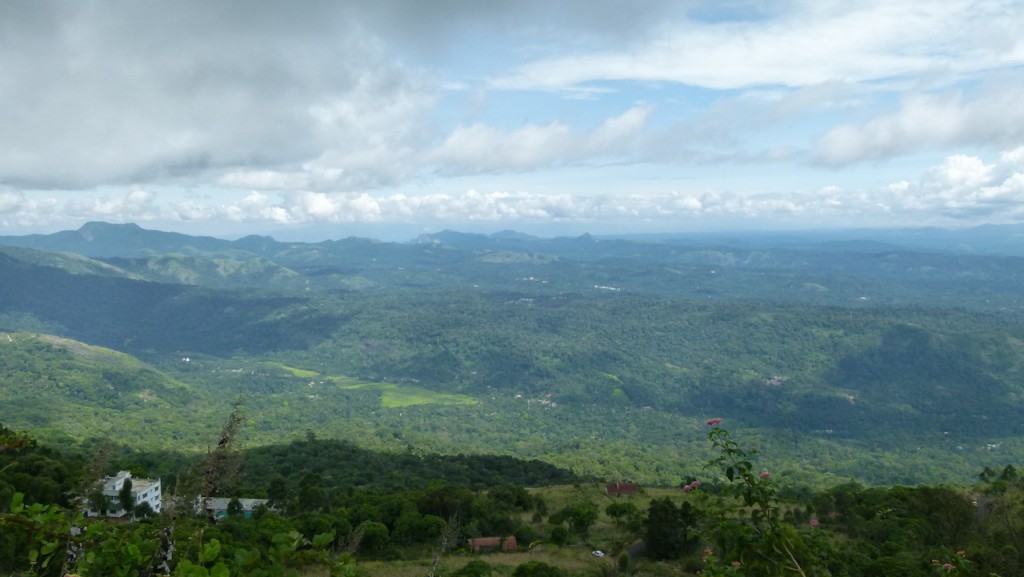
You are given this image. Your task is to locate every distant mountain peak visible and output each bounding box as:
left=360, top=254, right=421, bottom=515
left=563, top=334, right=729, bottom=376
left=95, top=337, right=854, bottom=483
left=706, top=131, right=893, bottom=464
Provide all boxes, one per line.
left=80, top=221, right=142, bottom=231
left=491, top=230, right=537, bottom=241
left=78, top=221, right=144, bottom=241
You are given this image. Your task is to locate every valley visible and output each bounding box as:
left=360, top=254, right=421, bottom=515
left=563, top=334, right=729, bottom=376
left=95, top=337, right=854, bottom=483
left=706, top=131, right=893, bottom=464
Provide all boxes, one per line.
left=4, top=222, right=1024, bottom=576
left=1, top=222, right=1023, bottom=487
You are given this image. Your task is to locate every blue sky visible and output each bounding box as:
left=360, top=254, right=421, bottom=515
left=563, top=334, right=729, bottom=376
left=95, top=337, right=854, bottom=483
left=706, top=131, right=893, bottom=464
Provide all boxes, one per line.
left=1, top=0, right=1023, bottom=240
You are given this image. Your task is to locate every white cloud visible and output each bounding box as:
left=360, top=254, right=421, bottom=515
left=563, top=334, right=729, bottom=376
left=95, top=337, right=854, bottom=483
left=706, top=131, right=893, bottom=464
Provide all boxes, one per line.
left=430, top=122, right=574, bottom=172
left=877, top=151, right=1024, bottom=219
left=817, top=74, right=1024, bottom=165
left=3, top=146, right=1023, bottom=233
left=429, top=105, right=653, bottom=173
left=491, top=0, right=1024, bottom=91
left=0, top=191, right=61, bottom=228
left=924, top=155, right=993, bottom=190
left=0, top=192, right=24, bottom=215
left=64, top=188, right=161, bottom=221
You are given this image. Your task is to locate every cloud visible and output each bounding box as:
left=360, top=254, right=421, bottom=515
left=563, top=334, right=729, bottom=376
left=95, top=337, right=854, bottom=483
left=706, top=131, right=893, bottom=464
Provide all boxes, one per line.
left=428, top=105, right=653, bottom=173
left=182, top=149, right=1024, bottom=225
left=0, top=192, right=24, bottom=215
left=2, top=0, right=1023, bottom=229
left=64, top=188, right=161, bottom=221
left=875, top=151, right=1024, bottom=220
left=0, top=191, right=60, bottom=228
left=1, top=146, right=1022, bottom=233
left=491, top=0, right=1024, bottom=91
left=817, top=76, right=1024, bottom=165
left=0, top=1, right=433, bottom=191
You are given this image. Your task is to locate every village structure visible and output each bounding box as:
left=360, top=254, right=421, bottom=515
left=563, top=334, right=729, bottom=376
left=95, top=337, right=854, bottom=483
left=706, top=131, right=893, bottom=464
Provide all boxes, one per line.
left=83, top=471, right=162, bottom=519
left=467, top=536, right=518, bottom=553
left=605, top=482, right=638, bottom=496
left=195, top=496, right=271, bottom=520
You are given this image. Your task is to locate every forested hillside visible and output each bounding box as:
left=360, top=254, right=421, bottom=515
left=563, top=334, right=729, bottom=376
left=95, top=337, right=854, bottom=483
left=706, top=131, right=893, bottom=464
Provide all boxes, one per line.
left=2, top=223, right=1024, bottom=486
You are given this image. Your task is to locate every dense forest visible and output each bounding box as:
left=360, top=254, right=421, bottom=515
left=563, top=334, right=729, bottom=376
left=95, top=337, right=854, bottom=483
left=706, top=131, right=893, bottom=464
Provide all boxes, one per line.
left=3, top=222, right=1024, bottom=574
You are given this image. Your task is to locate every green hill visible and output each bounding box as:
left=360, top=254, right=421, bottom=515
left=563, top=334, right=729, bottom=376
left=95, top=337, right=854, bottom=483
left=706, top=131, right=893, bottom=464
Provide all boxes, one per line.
left=2, top=225, right=1024, bottom=485
left=0, top=332, right=208, bottom=449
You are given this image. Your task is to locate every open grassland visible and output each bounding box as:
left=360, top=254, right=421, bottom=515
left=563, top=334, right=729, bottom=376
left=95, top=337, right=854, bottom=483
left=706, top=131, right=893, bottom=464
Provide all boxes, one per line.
left=333, top=378, right=477, bottom=408
left=355, top=548, right=617, bottom=577
left=261, top=361, right=320, bottom=379
left=261, top=361, right=477, bottom=408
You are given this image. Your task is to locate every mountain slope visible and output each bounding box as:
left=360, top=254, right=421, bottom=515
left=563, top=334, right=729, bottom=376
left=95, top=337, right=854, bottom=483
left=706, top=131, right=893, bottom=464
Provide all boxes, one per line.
left=0, top=332, right=211, bottom=448
left=0, top=250, right=344, bottom=354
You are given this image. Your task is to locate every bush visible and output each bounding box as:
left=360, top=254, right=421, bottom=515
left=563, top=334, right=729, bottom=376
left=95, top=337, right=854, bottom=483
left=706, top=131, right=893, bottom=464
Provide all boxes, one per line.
left=453, top=559, right=493, bottom=577
left=550, top=525, right=569, bottom=546
left=512, top=560, right=566, bottom=577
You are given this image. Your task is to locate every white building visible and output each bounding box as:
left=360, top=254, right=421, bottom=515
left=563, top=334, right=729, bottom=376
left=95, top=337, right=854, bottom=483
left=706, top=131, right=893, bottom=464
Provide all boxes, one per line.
left=84, top=471, right=162, bottom=519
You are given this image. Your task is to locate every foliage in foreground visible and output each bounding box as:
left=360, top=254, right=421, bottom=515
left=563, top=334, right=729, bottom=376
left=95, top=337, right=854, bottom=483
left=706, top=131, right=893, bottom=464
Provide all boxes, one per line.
left=3, top=421, right=1024, bottom=576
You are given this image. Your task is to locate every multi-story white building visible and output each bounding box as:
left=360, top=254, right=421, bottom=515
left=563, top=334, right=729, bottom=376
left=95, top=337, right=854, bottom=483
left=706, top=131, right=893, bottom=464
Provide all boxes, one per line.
left=83, top=471, right=162, bottom=519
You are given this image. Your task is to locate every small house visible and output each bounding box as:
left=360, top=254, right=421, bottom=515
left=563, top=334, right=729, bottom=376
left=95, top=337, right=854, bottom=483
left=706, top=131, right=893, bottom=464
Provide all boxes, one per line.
left=605, top=482, right=638, bottom=496
left=195, top=496, right=271, bottom=521
left=468, top=536, right=518, bottom=553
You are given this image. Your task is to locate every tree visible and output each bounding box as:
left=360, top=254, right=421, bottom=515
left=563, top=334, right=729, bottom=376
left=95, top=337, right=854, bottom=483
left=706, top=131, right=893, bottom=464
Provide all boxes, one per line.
left=296, top=473, right=326, bottom=513
left=266, top=475, right=289, bottom=513
left=200, top=398, right=245, bottom=499
left=227, top=496, right=244, bottom=517
left=606, top=501, right=642, bottom=533
left=644, top=498, right=698, bottom=560
left=118, top=476, right=134, bottom=517
left=89, top=489, right=111, bottom=517
left=552, top=500, right=599, bottom=538
left=355, top=520, right=389, bottom=555
left=134, top=501, right=155, bottom=518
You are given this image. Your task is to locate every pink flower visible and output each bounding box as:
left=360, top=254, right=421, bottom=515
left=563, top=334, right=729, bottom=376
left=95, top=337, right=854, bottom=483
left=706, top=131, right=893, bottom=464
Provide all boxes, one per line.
left=809, top=518, right=820, bottom=527
left=692, top=480, right=702, bottom=487
left=682, top=484, right=693, bottom=493
left=942, top=563, right=955, bottom=571
left=706, top=418, right=723, bottom=426
left=759, top=471, right=772, bottom=479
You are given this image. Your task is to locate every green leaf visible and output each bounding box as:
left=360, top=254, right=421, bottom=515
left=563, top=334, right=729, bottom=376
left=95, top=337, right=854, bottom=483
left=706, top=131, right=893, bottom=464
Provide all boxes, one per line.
left=10, top=492, right=24, bottom=514
left=200, top=538, right=223, bottom=564
left=210, top=561, right=231, bottom=577
left=311, top=530, right=335, bottom=549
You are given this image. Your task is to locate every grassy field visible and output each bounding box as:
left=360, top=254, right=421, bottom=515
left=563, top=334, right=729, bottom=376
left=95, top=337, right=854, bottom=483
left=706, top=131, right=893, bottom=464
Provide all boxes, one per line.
left=262, top=361, right=479, bottom=408
left=333, top=379, right=477, bottom=408
left=354, top=548, right=619, bottom=577
left=261, top=361, right=320, bottom=379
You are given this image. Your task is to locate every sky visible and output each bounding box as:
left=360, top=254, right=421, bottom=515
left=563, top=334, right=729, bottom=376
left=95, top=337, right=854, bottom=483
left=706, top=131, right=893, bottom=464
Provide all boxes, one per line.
left=2, top=0, right=1024, bottom=241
